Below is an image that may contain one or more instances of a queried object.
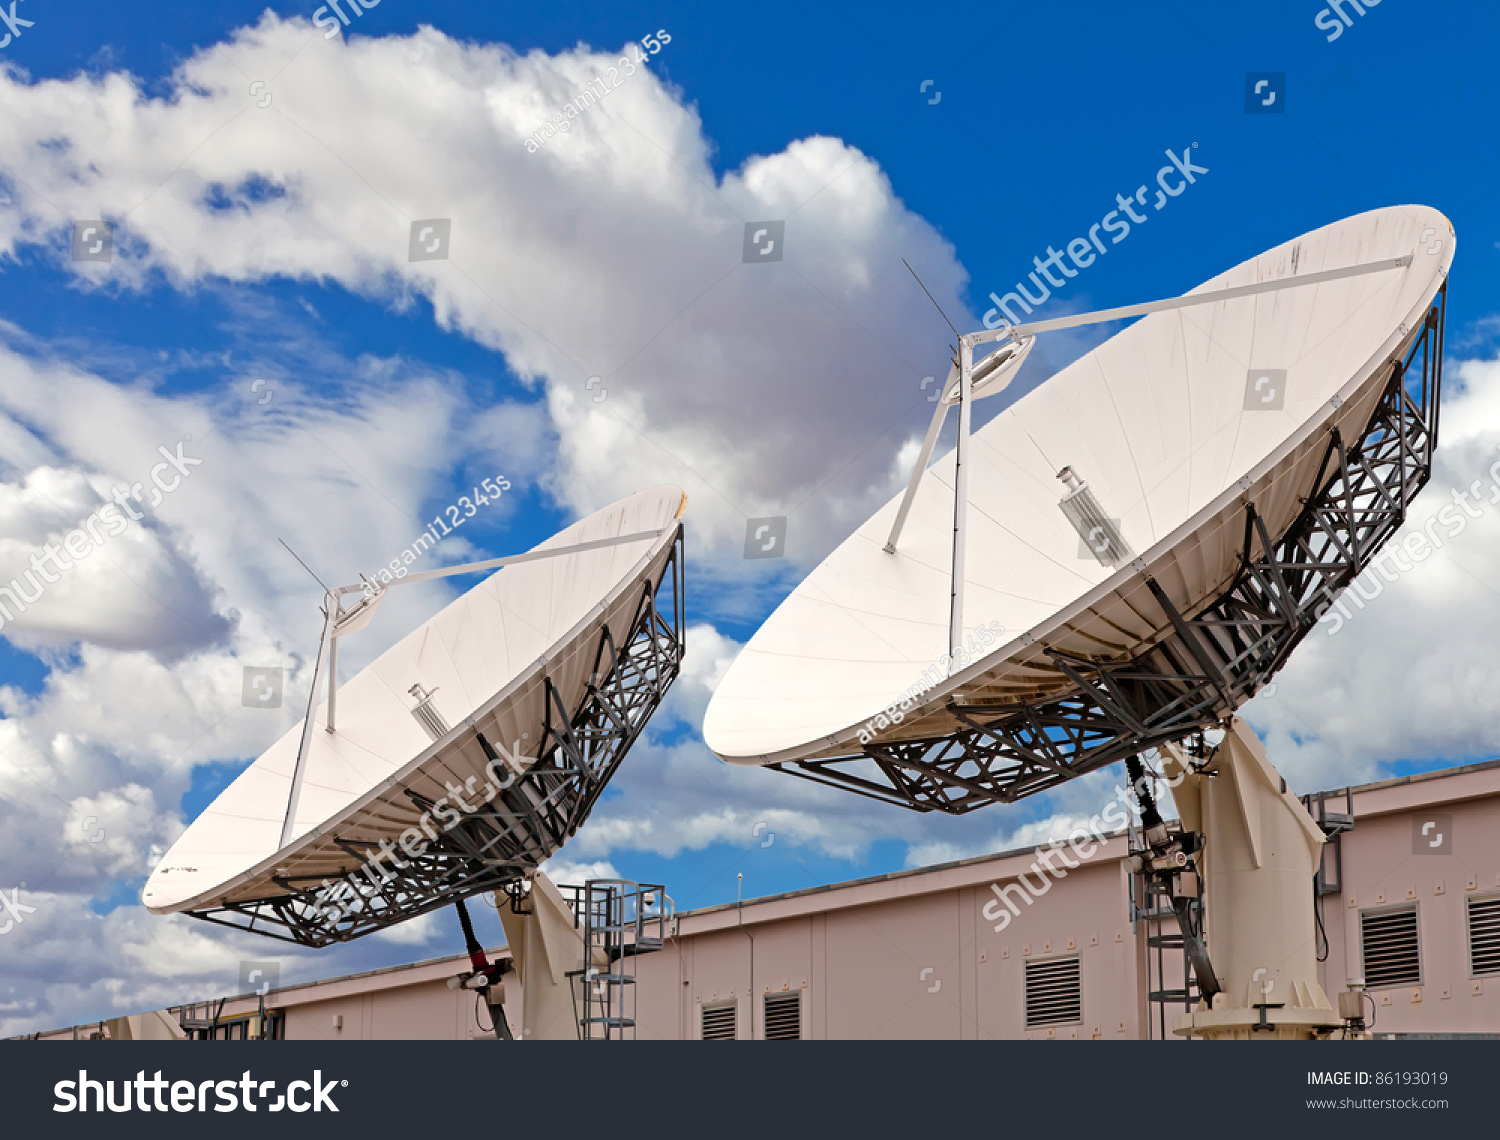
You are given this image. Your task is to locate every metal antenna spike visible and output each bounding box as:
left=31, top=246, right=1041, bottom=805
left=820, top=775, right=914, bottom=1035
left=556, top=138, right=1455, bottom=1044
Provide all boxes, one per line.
left=277, top=538, right=331, bottom=594
left=903, top=258, right=960, bottom=339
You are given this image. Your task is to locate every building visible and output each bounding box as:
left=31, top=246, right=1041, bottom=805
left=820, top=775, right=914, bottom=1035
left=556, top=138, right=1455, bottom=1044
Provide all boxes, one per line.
left=23, top=757, right=1500, bottom=1041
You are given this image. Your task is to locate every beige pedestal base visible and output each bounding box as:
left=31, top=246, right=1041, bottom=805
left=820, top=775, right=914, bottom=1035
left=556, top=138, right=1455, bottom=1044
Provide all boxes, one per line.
left=496, top=872, right=593, bottom=1040
left=1166, top=718, right=1345, bottom=1041
left=1174, top=983, right=1343, bottom=1040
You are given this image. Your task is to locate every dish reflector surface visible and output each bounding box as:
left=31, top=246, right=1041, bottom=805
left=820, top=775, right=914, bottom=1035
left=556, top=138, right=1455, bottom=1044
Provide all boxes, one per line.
left=145, top=486, right=685, bottom=928
left=705, top=206, right=1453, bottom=765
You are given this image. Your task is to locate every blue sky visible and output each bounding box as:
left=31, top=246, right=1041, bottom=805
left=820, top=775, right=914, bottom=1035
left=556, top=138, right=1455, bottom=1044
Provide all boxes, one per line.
left=1, top=0, right=1499, bottom=1030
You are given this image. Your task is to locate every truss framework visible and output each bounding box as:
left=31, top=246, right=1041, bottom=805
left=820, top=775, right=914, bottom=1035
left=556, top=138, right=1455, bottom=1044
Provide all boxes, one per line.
left=185, top=528, right=685, bottom=946
left=771, top=292, right=1446, bottom=814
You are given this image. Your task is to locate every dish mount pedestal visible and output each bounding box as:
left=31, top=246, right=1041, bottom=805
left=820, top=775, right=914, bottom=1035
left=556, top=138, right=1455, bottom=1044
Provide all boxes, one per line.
left=1147, top=719, right=1344, bottom=1040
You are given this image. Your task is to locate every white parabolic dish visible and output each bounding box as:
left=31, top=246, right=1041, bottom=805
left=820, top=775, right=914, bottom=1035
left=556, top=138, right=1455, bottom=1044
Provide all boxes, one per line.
left=704, top=206, right=1454, bottom=765
left=144, top=485, right=686, bottom=916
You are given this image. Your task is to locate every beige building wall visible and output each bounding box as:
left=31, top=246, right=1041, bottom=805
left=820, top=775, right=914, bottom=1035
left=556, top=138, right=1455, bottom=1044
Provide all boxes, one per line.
left=1314, top=761, right=1500, bottom=1035
left=630, top=834, right=1138, bottom=1042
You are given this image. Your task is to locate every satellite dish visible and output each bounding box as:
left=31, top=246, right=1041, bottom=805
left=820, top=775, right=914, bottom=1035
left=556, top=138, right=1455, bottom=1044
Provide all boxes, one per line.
left=705, top=206, right=1452, bottom=811
left=144, top=486, right=686, bottom=945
